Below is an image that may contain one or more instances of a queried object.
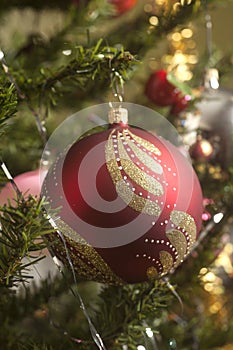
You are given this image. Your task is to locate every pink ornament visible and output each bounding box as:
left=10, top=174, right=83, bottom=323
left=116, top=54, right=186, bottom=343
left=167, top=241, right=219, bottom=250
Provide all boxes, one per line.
left=0, top=169, right=46, bottom=206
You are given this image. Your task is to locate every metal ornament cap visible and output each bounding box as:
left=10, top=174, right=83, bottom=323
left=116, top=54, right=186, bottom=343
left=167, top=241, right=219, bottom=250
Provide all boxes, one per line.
left=108, top=107, right=128, bottom=125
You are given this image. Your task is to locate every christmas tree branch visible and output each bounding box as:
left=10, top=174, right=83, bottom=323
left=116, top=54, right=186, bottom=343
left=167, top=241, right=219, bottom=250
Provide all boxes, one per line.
left=0, top=72, right=17, bottom=136
left=9, top=41, right=138, bottom=110
left=0, top=195, right=54, bottom=288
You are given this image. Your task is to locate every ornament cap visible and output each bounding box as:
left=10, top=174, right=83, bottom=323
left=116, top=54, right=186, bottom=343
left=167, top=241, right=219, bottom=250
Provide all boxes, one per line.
left=108, top=107, right=128, bottom=125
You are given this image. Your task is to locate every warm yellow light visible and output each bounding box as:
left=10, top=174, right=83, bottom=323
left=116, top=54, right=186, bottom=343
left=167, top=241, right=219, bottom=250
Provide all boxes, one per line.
left=225, top=242, right=233, bottom=254
left=209, top=301, right=222, bottom=314
left=180, top=0, right=192, bottom=5
left=200, top=140, right=213, bottom=156
left=172, top=41, right=183, bottom=49
left=182, top=71, right=193, bottom=81
left=181, top=28, right=193, bottom=38
left=173, top=2, right=181, bottom=12
left=204, top=272, right=216, bottom=283
left=162, top=55, right=172, bottom=64
left=188, top=54, right=198, bottom=64
left=172, top=32, right=182, bottom=42
left=212, top=285, right=224, bottom=295
left=144, top=4, right=153, bottom=13
left=216, top=251, right=233, bottom=274
left=204, top=283, right=214, bottom=292
left=200, top=267, right=208, bottom=275
left=173, top=52, right=187, bottom=64
left=156, top=0, right=166, bottom=5
left=149, top=16, right=159, bottom=26
left=176, top=63, right=188, bottom=72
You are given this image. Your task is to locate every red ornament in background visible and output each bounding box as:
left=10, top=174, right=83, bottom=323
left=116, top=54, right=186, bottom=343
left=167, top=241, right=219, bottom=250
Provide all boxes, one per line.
left=170, top=94, right=192, bottom=115
left=42, top=107, right=203, bottom=285
left=145, top=69, right=191, bottom=114
left=109, top=0, right=137, bottom=15
left=189, top=136, right=214, bottom=162
left=145, top=70, right=180, bottom=107
left=0, top=169, right=46, bottom=206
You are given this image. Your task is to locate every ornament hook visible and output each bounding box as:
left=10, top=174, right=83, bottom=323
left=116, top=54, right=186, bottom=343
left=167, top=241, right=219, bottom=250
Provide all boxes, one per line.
left=109, top=53, right=125, bottom=104
left=108, top=57, right=127, bottom=124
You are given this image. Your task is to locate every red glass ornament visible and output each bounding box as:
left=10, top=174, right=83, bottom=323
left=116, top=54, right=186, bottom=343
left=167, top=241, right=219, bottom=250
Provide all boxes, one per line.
left=170, top=94, right=191, bottom=115
left=145, top=70, right=181, bottom=107
left=43, top=108, right=203, bottom=284
left=109, top=0, right=137, bottom=15
left=189, top=137, right=214, bottom=162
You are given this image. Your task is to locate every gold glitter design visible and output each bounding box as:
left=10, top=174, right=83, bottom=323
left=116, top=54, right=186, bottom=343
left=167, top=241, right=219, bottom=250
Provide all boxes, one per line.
left=50, top=218, right=124, bottom=285
left=127, top=130, right=161, bottom=156
left=117, top=135, right=163, bottom=196
left=115, top=179, right=133, bottom=205
left=122, top=130, right=163, bottom=174
left=143, top=198, right=161, bottom=216
left=166, top=229, right=187, bottom=268
left=105, top=130, right=162, bottom=215
left=116, top=180, right=161, bottom=216
left=170, top=210, right=197, bottom=249
left=147, top=266, right=158, bottom=280
left=105, top=130, right=117, bottom=162
left=106, top=159, right=122, bottom=182
left=159, top=250, right=174, bottom=275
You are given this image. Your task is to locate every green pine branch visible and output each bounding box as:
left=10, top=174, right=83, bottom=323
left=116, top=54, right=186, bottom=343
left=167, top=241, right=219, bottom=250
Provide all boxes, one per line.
left=9, top=40, right=139, bottom=111
left=0, top=73, right=18, bottom=136
left=94, top=281, right=173, bottom=350
left=0, top=195, right=54, bottom=288
left=0, top=271, right=175, bottom=350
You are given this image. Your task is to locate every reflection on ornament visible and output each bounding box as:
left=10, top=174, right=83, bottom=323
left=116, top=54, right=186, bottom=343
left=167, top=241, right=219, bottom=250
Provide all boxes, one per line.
left=189, top=136, right=214, bottom=162
left=42, top=106, right=203, bottom=284
left=170, top=94, right=191, bottom=115
left=202, top=211, right=211, bottom=221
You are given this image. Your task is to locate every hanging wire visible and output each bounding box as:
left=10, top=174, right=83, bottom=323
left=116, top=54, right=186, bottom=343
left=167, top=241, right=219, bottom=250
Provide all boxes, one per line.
left=203, top=0, right=212, bottom=64
left=202, top=1, right=221, bottom=90
left=109, top=55, right=125, bottom=109
left=163, top=276, right=184, bottom=315
left=0, top=157, right=23, bottom=199
left=205, top=12, right=212, bottom=63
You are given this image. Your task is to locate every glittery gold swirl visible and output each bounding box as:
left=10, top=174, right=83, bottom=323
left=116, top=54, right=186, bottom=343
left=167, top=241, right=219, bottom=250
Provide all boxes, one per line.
left=115, top=179, right=133, bottom=205
left=122, top=130, right=163, bottom=174
left=50, top=219, right=124, bottom=285
left=127, top=130, right=161, bottom=156
left=170, top=210, right=197, bottom=249
left=117, top=135, right=163, bottom=196
left=116, top=180, right=161, bottom=215
left=166, top=229, right=187, bottom=268
left=106, top=159, right=122, bottom=183
left=147, top=266, right=158, bottom=280
left=105, top=130, right=116, bottom=162
left=159, top=250, right=174, bottom=275
left=105, top=130, right=162, bottom=216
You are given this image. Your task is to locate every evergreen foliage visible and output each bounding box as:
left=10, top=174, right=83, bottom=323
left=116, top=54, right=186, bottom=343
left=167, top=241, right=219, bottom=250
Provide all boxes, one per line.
left=0, top=0, right=233, bottom=349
